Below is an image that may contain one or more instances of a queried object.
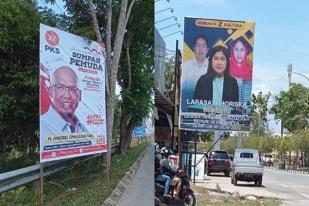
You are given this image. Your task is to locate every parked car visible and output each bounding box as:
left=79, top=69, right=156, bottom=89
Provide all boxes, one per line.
left=231, top=149, right=264, bottom=187
left=206, top=150, right=230, bottom=177
left=262, top=154, right=273, bottom=166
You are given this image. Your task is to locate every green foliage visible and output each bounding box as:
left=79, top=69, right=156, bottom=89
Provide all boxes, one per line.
left=116, top=0, right=154, bottom=153
left=251, top=92, right=271, bottom=136
left=0, top=0, right=42, bottom=161
left=221, top=134, right=276, bottom=154
left=258, top=136, right=275, bottom=154
left=277, top=137, right=290, bottom=156
left=243, top=136, right=259, bottom=150
left=0, top=143, right=148, bottom=206
left=164, top=56, right=175, bottom=101
left=220, top=137, right=236, bottom=154
left=270, top=83, right=309, bottom=132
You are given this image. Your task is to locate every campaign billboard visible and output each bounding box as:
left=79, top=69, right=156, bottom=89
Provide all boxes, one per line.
left=40, top=24, right=107, bottom=162
left=180, top=17, right=255, bottom=132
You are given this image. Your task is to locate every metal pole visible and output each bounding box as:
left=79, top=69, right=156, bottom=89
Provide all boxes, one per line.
left=213, top=131, right=221, bottom=150
left=40, top=164, right=44, bottom=204
left=171, top=40, right=178, bottom=150
left=193, top=131, right=197, bottom=184
left=287, top=64, right=292, bottom=88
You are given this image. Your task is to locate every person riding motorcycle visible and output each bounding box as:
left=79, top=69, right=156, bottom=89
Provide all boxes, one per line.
left=155, top=150, right=171, bottom=197
left=160, top=147, right=182, bottom=200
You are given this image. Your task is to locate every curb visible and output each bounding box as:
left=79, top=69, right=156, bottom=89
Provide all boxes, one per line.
left=102, top=143, right=152, bottom=206
left=265, top=166, right=309, bottom=175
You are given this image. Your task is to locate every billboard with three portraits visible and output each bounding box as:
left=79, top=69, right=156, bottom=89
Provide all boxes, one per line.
left=179, top=17, right=255, bottom=131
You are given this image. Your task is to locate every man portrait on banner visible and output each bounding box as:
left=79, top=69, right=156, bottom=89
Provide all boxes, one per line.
left=40, top=66, right=88, bottom=139
left=181, top=35, right=209, bottom=111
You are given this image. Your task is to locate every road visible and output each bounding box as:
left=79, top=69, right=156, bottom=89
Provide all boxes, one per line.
left=118, top=144, right=154, bottom=206
left=197, top=168, right=309, bottom=206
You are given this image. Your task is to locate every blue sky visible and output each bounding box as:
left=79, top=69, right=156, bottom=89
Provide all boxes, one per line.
left=156, top=0, right=309, bottom=133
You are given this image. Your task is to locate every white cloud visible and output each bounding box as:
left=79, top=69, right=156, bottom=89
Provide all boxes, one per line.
left=252, top=65, right=288, bottom=96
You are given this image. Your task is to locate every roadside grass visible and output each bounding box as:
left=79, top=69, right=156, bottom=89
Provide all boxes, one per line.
left=0, top=142, right=149, bottom=206
left=192, top=185, right=281, bottom=206
left=197, top=196, right=281, bottom=206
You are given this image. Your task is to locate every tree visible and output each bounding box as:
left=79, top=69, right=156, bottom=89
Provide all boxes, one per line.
left=243, top=136, right=259, bottom=150
left=270, top=83, right=309, bottom=132
left=0, top=0, right=65, bottom=166
left=221, top=137, right=236, bottom=154
left=164, top=56, right=175, bottom=102
left=0, top=0, right=39, bottom=164
left=117, top=0, right=153, bottom=153
left=276, top=137, right=291, bottom=168
left=251, top=92, right=271, bottom=136
left=258, top=135, right=275, bottom=154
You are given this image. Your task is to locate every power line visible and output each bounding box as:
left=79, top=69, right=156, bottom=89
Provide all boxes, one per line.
left=38, top=0, right=48, bottom=8
left=54, top=1, right=65, bottom=14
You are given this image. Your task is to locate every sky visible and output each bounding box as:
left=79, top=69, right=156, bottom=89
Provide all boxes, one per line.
left=155, top=0, right=309, bottom=133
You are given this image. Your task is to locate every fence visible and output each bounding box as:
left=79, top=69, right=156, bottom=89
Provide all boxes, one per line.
left=0, top=144, right=118, bottom=194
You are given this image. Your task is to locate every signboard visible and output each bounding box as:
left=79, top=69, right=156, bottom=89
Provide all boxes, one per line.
left=40, top=24, right=107, bottom=162
left=179, top=17, right=255, bottom=132
left=191, top=153, right=205, bottom=181
left=132, top=126, right=146, bottom=138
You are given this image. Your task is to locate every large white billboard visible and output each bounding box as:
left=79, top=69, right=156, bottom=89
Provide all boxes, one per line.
left=40, top=24, right=107, bottom=162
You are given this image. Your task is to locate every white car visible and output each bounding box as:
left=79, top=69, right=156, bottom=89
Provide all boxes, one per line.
left=231, top=149, right=264, bottom=187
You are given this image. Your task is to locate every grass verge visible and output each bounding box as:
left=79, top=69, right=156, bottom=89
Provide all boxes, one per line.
left=0, top=142, right=149, bottom=206
left=197, top=196, right=281, bottom=206
left=192, top=185, right=281, bottom=206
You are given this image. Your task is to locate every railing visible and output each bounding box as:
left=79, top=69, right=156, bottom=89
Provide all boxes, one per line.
left=0, top=144, right=118, bottom=194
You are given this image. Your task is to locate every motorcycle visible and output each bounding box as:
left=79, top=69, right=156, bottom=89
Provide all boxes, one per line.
left=155, top=170, right=196, bottom=206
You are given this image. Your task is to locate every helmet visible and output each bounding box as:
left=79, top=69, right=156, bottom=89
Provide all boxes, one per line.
left=154, top=143, right=160, bottom=154
left=161, top=147, right=169, bottom=157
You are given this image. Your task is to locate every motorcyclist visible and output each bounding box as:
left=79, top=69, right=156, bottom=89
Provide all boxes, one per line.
left=160, top=147, right=182, bottom=200
left=155, top=149, right=171, bottom=197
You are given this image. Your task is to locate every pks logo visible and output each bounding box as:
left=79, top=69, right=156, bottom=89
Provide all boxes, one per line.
left=45, top=30, right=59, bottom=46
left=45, top=30, right=60, bottom=54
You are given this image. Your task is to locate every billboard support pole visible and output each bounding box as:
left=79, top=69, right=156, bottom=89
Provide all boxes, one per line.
left=193, top=130, right=197, bottom=184
left=39, top=164, right=44, bottom=204
left=213, top=131, right=221, bottom=150
left=172, top=40, right=179, bottom=150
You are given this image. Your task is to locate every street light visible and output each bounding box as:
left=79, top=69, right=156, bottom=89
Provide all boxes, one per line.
left=155, top=16, right=177, bottom=24
left=162, top=31, right=183, bottom=38
left=158, top=23, right=180, bottom=31
left=287, top=64, right=309, bottom=88
left=155, top=7, right=173, bottom=14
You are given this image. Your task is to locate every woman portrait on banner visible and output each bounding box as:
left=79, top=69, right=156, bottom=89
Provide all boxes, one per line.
left=193, top=45, right=239, bottom=105
left=229, top=37, right=253, bottom=103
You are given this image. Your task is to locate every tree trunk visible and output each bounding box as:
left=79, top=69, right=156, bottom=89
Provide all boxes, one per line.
left=88, top=0, right=136, bottom=178
left=0, top=136, right=8, bottom=166
left=304, top=151, right=309, bottom=167
left=301, top=151, right=304, bottom=167
left=288, top=151, right=291, bottom=168
left=294, top=150, right=299, bottom=169
left=119, top=104, right=134, bottom=154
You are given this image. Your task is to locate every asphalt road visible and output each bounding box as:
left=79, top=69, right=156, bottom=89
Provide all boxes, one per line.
left=198, top=168, right=309, bottom=206
left=118, top=144, right=154, bottom=206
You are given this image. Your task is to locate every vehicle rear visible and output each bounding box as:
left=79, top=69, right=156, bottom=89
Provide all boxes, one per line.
left=231, top=149, right=263, bottom=186
left=207, top=150, right=230, bottom=177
